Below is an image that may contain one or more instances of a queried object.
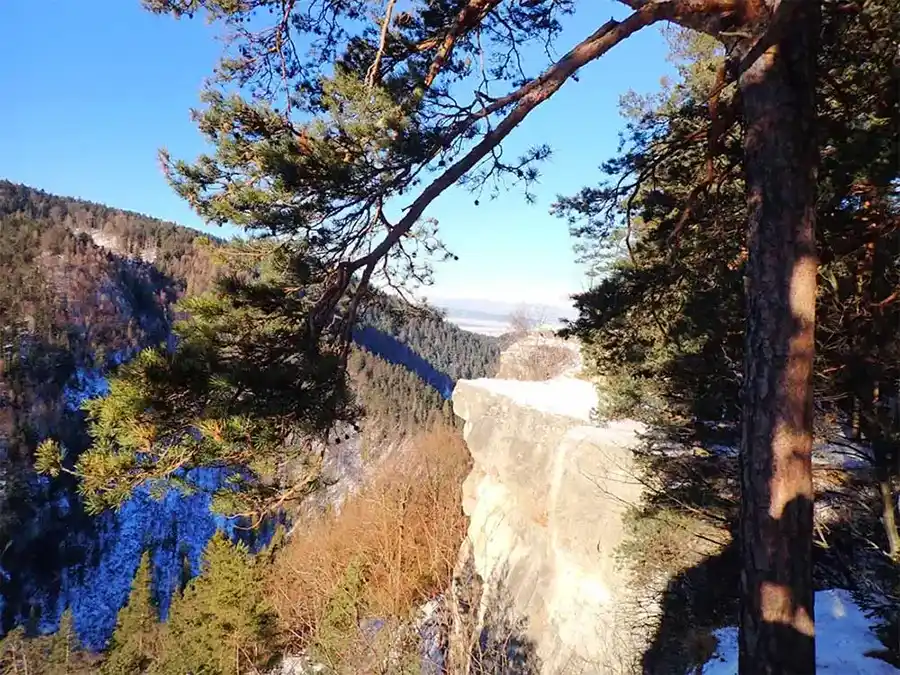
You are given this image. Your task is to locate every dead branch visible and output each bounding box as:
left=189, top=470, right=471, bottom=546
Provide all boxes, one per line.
left=366, top=0, right=398, bottom=88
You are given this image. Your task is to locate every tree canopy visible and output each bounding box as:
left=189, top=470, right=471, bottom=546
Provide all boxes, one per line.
left=102, top=552, right=160, bottom=675
left=139, top=0, right=761, bottom=342
left=37, top=242, right=357, bottom=519
left=562, top=2, right=899, bottom=465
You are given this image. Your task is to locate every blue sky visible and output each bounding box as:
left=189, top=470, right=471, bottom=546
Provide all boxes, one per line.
left=0, top=1, right=674, bottom=310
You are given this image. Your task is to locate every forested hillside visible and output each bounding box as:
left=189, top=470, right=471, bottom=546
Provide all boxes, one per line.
left=0, top=183, right=498, bottom=666
left=0, top=182, right=498, bottom=431
left=0, top=180, right=219, bottom=296
left=348, top=345, right=455, bottom=434
left=0, top=210, right=182, bottom=532
left=0, top=183, right=214, bottom=539
left=364, top=303, right=501, bottom=383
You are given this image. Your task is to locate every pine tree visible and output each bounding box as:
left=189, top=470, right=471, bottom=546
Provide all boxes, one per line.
left=102, top=552, right=160, bottom=675
left=37, top=243, right=357, bottom=519
left=562, top=4, right=899, bottom=669
left=0, top=613, right=96, bottom=675
left=153, top=532, right=277, bottom=675
left=46, top=609, right=77, bottom=675
left=0, top=627, right=30, bottom=675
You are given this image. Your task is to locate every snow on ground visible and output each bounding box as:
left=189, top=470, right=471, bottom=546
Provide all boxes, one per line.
left=703, top=589, right=899, bottom=674
left=465, top=377, right=647, bottom=448
left=63, top=366, right=110, bottom=411
left=467, top=377, right=599, bottom=422
left=814, top=440, right=875, bottom=469
left=445, top=315, right=511, bottom=336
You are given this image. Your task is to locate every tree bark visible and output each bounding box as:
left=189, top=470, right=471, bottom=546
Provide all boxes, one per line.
left=738, top=2, right=820, bottom=673
left=879, top=474, right=900, bottom=561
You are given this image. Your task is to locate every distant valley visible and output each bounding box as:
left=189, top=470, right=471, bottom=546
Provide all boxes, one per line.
left=433, top=297, right=577, bottom=336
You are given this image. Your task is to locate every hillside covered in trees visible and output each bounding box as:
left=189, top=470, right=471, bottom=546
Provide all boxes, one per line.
left=0, top=181, right=219, bottom=514
left=0, top=183, right=499, bottom=669
left=0, top=199, right=186, bottom=551
left=364, top=303, right=501, bottom=383
left=0, top=180, right=220, bottom=297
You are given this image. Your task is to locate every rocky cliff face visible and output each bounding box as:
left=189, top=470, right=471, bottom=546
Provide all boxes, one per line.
left=450, top=376, right=651, bottom=674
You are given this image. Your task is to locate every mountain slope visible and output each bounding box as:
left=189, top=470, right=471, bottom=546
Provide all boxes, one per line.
left=0, top=181, right=499, bottom=395
left=0, top=181, right=499, bottom=648
left=364, top=303, right=500, bottom=383
left=0, top=180, right=219, bottom=297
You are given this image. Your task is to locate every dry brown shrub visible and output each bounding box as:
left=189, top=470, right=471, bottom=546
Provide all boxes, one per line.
left=519, top=342, right=578, bottom=381
left=495, top=337, right=578, bottom=381
left=266, top=422, right=471, bottom=666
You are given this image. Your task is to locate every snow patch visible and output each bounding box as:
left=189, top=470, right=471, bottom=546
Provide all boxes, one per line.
left=466, top=376, right=600, bottom=422
left=814, top=440, right=875, bottom=469
left=62, top=366, right=110, bottom=411
left=703, top=589, right=898, bottom=674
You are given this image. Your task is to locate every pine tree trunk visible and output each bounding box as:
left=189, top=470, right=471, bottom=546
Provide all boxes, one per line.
left=879, top=475, right=900, bottom=562
left=738, top=2, right=820, bottom=673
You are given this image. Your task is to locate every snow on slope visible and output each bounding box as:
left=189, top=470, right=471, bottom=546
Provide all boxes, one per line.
left=703, top=589, right=898, bottom=674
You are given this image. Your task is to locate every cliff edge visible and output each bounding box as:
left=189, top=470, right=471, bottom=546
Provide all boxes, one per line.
left=450, top=375, right=650, bottom=674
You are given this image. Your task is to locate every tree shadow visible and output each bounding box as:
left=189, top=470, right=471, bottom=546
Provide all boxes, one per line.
left=470, top=585, right=541, bottom=675
left=637, top=445, right=900, bottom=674
left=353, top=325, right=455, bottom=398
left=618, top=432, right=741, bottom=674
left=449, top=546, right=541, bottom=675
left=637, top=495, right=820, bottom=674
left=641, top=542, right=739, bottom=674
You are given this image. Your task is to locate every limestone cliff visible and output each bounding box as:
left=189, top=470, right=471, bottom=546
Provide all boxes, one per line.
left=450, top=376, right=651, bottom=674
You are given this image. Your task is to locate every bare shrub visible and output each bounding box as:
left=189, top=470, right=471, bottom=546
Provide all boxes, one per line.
left=520, top=342, right=577, bottom=381
left=498, top=306, right=582, bottom=381
left=507, top=305, right=541, bottom=337
left=495, top=336, right=579, bottom=381
left=267, top=423, right=471, bottom=672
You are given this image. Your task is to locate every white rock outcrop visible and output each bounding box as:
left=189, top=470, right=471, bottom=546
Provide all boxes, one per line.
left=451, top=376, right=650, bottom=674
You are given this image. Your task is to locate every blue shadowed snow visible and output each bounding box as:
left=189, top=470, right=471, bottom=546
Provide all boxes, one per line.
left=62, top=366, right=110, bottom=411
left=62, top=349, right=140, bottom=412
left=5, top=329, right=440, bottom=651
left=9, top=466, right=273, bottom=651
left=3, top=360, right=278, bottom=650
left=353, top=326, right=454, bottom=399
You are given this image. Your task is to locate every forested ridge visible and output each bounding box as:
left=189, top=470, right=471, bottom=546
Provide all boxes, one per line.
left=0, top=180, right=220, bottom=297
left=0, top=201, right=184, bottom=530
left=1, top=181, right=216, bottom=510
left=0, top=183, right=498, bottom=671
left=364, top=303, right=501, bottom=383
left=0, top=181, right=498, bottom=479
left=0, top=182, right=498, bottom=452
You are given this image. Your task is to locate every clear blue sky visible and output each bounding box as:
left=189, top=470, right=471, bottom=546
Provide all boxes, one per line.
left=0, top=1, right=673, bottom=309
